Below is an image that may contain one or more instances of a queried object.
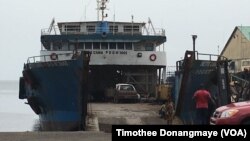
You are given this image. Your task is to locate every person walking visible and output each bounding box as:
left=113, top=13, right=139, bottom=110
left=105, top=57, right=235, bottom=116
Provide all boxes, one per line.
left=165, top=99, right=174, bottom=124
left=193, top=83, right=214, bottom=125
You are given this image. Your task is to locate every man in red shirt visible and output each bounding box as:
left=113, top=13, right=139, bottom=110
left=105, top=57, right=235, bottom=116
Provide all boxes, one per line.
left=193, top=83, right=214, bottom=125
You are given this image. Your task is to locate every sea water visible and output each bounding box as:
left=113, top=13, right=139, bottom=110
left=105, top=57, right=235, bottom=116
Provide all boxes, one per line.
left=0, top=80, right=38, bottom=132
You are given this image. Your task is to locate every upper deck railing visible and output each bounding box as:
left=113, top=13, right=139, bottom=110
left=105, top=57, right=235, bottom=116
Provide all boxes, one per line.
left=41, top=25, right=165, bottom=36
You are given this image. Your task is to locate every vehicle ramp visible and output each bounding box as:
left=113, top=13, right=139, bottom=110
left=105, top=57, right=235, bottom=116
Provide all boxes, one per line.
left=174, top=50, right=231, bottom=124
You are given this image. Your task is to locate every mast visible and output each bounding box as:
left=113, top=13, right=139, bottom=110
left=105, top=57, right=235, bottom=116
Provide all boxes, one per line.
left=97, top=0, right=109, bottom=21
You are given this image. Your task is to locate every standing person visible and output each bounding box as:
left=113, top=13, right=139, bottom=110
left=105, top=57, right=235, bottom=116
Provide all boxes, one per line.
left=165, top=99, right=174, bottom=124
left=192, top=83, right=214, bottom=125
left=159, top=100, right=166, bottom=118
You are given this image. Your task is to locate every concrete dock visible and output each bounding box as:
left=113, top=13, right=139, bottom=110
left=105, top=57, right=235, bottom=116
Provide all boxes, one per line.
left=0, top=102, right=181, bottom=141
left=0, top=115, right=110, bottom=141
left=0, top=131, right=111, bottom=141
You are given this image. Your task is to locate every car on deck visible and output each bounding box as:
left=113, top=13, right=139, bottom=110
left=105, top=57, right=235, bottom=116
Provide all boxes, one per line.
left=113, top=83, right=140, bottom=103
left=210, top=100, right=250, bottom=125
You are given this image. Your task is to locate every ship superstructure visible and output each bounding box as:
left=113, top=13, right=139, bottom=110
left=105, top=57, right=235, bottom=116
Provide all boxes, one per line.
left=40, top=0, right=167, bottom=99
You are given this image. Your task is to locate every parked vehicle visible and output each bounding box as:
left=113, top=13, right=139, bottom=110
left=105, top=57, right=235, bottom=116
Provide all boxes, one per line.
left=114, top=83, right=140, bottom=103
left=210, top=101, right=250, bottom=125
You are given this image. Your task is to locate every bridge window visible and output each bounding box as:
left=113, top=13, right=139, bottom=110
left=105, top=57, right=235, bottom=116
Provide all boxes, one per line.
left=101, top=42, right=108, bottom=49
left=69, top=43, right=75, bottom=50
left=87, top=25, right=96, bottom=33
left=118, top=42, right=124, bottom=50
left=145, top=47, right=153, bottom=51
left=145, top=43, right=154, bottom=51
left=109, top=42, right=116, bottom=49
left=52, top=42, right=62, bottom=50
left=124, top=26, right=132, bottom=32
left=93, top=42, right=100, bottom=49
left=61, top=42, right=68, bottom=51
left=85, top=42, right=92, bottom=49
left=109, top=25, right=118, bottom=33
left=133, top=26, right=140, bottom=33
left=65, top=25, right=80, bottom=32
left=124, top=25, right=140, bottom=33
left=134, top=43, right=144, bottom=51
left=125, top=42, right=132, bottom=50
left=78, top=43, right=84, bottom=49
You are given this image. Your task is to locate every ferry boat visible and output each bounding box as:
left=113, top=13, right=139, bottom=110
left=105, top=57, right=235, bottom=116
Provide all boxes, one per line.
left=19, top=0, right=166, bottom=131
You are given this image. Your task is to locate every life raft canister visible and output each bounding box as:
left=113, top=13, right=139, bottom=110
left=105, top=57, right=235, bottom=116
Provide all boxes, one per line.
left=50, top=53, right=58, bottom=60
left=149, top=54, right=157, bottom=61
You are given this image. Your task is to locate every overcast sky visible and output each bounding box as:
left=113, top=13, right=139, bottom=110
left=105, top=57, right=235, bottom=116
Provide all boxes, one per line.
left=0, top=0, right=250, bottom=80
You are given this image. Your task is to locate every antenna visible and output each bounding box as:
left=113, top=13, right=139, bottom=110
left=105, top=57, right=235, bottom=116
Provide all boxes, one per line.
left=113, top=12, right=115, bottom=34
left=147, top=18, right=156, bottom=35
left=83, top=0, right=92, bottom=21
left=97, top=0, right=109, bottom=21
left=132, top=15, right=134, bottom=35
left=218, top=45, right=220, bottom=55
left=48, top=18, right=56, bottom=34
left=84, top=5, right=87, bottom=21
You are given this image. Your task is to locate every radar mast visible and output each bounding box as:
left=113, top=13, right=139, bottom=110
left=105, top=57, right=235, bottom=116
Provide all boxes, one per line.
left=97, top=0, right=109, bottom=21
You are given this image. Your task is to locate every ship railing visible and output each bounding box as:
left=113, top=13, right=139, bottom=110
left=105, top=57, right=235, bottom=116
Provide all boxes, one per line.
left=27, top=52, right=76, bottom=64
left=196, top=52, right=227, bottom=61
left=41, top=27, right=165, bottom=36
left=41, top=25, right=61, bottom=35
left=176, top=51, right=228, bottom=71
left=142, top=28, right=165, bottom=36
